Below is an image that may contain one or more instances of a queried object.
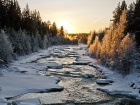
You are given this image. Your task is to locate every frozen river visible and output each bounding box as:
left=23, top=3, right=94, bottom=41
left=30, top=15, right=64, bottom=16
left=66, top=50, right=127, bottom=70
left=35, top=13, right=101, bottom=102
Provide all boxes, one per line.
left=0, top=44, right=139, bottom=105
left=16, top=44, right=116, bottom=105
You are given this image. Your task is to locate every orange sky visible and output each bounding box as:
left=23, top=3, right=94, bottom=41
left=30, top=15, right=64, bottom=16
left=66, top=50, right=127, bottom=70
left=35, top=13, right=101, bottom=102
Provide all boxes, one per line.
left=18, top=0, right=135, bottom=33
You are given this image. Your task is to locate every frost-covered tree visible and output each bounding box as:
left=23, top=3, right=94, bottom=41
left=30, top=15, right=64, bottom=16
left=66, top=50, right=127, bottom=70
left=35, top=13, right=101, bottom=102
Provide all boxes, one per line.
left=112, top=1, right=127, bottom=27
left=31, top=35, right=39, bottom=52
left=126, top=3, right=135, bottom=33
left=118, top=34, right=136, bottom=74
left=87, top=0, right=140, bottom=74
left=42, top=35, right=50, bottom=49
left=0, top=30, right=13, bottom=63
left=89, top=36, right=101, bottom=59
left=11, top=30, right=32, bottom=55
left=110, top=9, right=127, bottom=67
left=100, top=27, right=113, bottom=66
left=87, top=31, right=96, bottom=47
left=59, top=26, right=64, bottom=36
left=50, top=22, right=58, bottom=37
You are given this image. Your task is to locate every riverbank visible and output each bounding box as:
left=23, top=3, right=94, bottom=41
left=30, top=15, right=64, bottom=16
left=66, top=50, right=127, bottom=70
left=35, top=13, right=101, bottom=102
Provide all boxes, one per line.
left=89, top=60, right=140, bottom=100
left=0, top=44, right=140, bottom=105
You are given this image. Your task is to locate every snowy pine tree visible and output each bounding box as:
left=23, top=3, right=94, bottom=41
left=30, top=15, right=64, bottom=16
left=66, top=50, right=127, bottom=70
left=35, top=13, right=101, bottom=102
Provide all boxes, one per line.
left=12, top=30, right=32, bottom=55
left=119, top=34, right=136, bottom=74
left=42, top=35, right=49, bottom=49
left=89, top=36, right=101, bottom=59
left=0, top=30, right=13, bottom=63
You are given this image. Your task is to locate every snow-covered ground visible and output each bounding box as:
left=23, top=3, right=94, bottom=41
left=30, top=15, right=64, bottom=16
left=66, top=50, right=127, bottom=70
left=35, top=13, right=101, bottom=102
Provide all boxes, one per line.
left=89, top=63, right=140, bottom=100
left=0, top=44, right=140, bottom=105
left=0, top=45, right=69, bottom=105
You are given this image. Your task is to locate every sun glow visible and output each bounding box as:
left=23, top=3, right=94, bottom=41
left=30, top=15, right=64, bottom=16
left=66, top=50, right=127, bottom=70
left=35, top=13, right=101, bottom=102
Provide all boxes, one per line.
left=57, top=19, right=73, bottom=33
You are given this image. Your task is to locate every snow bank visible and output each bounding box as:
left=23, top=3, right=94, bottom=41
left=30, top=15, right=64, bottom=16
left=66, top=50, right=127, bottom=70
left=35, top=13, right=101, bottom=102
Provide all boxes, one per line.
left=89, top=63, right=140, bottom=100
left=0, top=45, right=69, bottom=104
left=1, top=43, right=140, bottom=105
left=15, top=98, right=41, bottom=105
left=0, top=72, right=63, bottom=99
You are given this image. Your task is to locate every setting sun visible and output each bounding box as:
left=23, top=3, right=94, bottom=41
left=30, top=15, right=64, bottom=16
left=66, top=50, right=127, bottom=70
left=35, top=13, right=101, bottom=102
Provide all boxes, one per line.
left=57, top=19, right=73, bottom=33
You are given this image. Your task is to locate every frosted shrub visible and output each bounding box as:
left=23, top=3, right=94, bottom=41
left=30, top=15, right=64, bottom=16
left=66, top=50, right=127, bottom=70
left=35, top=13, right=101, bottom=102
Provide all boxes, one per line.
left=42, top=35, right=50, bottom=49
left=31, top=35, right=39, bottom=52
left=12, top=30, right=32, bottom=55
left=0, top=30, right=13, bottom=64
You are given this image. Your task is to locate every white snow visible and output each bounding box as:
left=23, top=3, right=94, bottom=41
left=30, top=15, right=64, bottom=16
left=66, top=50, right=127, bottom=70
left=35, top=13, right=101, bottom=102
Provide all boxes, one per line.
left=1, top=44, right=140, bottom=105
left=90, top=63, right=140, bottom=99
left=0, top=45, right=68, bottom=104
left=0, top=72, right=62, bottom=99
left=0, top=98, right=7, bottom=105
left=15, top=98, right=41, bottom=105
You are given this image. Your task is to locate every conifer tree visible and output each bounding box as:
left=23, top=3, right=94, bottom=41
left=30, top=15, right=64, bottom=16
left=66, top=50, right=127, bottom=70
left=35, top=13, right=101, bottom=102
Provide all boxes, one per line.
left=133, top=0, right=140, bottom=32
left=0, top=0, right=8, bottom=28
left=100, top=27, right=113, bottom=66
left=119, top=34, right=136, bottom=74
left=59, top=26, right=64, bottom=36
left=50, top=22, right=58, bottom=37
left=89, top=36, right=101, bottom=59
left=112, top=1, right=127, bottom=27
left=0, top=30, right=13, bottom=63
left=8, top=0, right=21, bottom=30
left=87, top=31, right=96, bottom=47
left=126, top=3, right=135, bottom=33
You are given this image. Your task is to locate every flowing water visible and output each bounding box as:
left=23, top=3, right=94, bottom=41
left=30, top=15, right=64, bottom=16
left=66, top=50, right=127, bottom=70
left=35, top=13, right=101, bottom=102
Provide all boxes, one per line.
left=12, top=45, right=139, bottom=105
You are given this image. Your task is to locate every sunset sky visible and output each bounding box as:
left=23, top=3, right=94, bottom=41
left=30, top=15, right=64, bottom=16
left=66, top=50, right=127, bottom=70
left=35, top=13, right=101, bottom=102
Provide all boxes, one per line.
left=18, top=0, right=135, bottom=33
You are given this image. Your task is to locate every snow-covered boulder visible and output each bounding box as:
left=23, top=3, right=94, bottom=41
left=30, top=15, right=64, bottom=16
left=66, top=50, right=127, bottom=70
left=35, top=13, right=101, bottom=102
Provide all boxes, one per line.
left=82, top=74, right=94, bottom=78
left=88, top=64, right=103, bottom=72
left=96, top=79, right=113, bottom=85
left=15, top=98, right=40, bottom=105
left=45, top=62, right=63, bottom=69
left=97, top=88, right=139, bottom=99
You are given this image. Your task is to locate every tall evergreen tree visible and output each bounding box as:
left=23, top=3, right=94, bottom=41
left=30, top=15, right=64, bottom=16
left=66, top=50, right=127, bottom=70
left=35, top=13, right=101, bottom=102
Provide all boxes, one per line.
left=112, top=1, right=127, bottom=27
left=50, top=22, right=58, bottom=37
left=121, top=0, right=127, bottom=11
left=8, top=0, right=21, bottom=30
left=0, top=30, right=13, bottom=63
left=126, top=0, right=140, bottom=45
left=0, top=0, right=8, bottom=28
left=133, top=0, right=140, bottom=32
left=59, top=26, right=64, bottom=36
left=126, top=3, right=135, bottom=33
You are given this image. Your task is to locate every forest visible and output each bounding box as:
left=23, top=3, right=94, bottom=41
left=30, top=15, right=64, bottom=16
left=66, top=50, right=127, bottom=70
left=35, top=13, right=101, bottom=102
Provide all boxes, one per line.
left=1, top=0, right=140, bottom=75
left=0, top=0, right=77, bottom=65
left=88, top=0, right=140, bottom=74
left=1, top=0, right=140, bottom=104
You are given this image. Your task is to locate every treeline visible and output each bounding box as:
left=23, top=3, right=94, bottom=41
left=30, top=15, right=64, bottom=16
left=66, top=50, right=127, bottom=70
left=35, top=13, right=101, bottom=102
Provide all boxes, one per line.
left=0, top=0, right=77, bottom=65
left=68, top=33, right=89, bottom=44
left=88, top=0, right=140, bottom=74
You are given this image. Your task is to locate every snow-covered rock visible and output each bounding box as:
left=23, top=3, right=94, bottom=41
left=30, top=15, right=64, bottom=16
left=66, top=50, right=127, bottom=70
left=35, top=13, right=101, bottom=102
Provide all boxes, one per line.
left=46, top=62, right=63, bottom=69
left=96, top=79, right=113, bottom=85
left=88, top=63, right=103, bottom=72
left=15, top=98, right=41, bottom=105
left=82, top=74, right=94, bottom=78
